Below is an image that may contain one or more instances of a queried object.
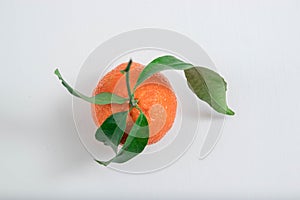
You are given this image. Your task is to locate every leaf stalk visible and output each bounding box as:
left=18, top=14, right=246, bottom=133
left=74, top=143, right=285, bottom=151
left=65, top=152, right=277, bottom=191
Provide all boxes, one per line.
left=123, top=59, right=136, bottom=107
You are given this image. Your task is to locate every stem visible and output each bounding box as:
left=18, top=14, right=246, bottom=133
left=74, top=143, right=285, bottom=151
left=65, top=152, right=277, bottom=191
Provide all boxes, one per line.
left=123, top=59, right=135, bottom=107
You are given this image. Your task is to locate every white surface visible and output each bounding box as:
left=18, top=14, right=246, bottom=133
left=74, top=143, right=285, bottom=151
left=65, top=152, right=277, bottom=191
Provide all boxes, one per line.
left=1, top=0, right=300, bottom=199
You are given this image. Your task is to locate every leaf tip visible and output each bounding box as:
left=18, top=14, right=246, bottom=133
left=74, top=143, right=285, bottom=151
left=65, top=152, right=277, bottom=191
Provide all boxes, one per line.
left=54, top=68, right=62, bottom=79
left=94, top=159, right=110, bottom=167
left=226, top=108, right=235, bottom=116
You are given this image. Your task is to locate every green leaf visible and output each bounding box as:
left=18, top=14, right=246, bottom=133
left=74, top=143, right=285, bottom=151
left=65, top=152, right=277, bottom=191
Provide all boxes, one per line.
left=133, top=55, right=234, bottom=115
left=54, top=69, right=128, bottom=105
left=184, top=67, right=235, bottom=115
left=134, top=55, right=193, bottom=90
left=95, top=110, right=149, bottom=166
left=95, top=111, right=128, bottom=153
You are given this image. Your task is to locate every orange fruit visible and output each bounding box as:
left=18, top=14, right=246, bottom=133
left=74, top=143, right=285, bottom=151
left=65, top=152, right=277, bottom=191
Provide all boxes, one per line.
left=91, top=62, right=177, bottom=144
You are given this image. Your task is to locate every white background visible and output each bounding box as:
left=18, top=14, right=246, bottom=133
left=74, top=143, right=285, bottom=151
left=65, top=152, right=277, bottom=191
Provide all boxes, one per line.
left=1, top=0, right=300, bottom=199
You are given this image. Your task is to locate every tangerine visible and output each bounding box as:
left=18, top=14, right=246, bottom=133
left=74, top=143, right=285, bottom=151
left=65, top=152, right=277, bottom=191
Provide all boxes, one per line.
left=92, top=62, right=177, bottom=144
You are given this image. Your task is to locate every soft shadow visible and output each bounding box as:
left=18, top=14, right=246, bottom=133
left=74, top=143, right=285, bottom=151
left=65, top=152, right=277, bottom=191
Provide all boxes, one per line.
left=198, top=101, right=227, bottom=119
left=46, top=96, right=91, bottom=178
